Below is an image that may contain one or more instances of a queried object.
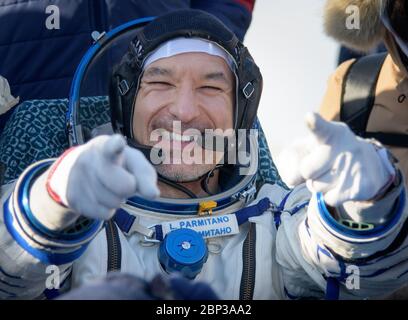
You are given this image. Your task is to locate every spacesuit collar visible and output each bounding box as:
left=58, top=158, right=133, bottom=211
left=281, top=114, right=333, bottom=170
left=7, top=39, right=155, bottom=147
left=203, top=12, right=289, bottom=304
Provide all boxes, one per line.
left=123, top=171, right=257, bottom=217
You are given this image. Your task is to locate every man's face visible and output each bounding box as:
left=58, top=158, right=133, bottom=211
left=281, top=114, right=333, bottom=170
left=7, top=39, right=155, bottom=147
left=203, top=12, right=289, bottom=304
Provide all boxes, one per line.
left=132, top=52, right=235, bottom=183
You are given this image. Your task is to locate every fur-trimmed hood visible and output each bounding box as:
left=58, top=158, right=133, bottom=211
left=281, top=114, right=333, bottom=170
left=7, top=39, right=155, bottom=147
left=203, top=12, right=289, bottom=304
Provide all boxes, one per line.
left=323, top=0, right=408, bottom=75
left=323, top=0, right=387, bottom=52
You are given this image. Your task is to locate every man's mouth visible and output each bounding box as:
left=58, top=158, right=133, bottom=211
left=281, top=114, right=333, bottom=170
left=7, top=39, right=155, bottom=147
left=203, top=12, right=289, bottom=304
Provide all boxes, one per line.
left=166, top=131, right=196, bottom=142
left=159, top=129, right=201, bottom=143
left=153, top=129, right=203, bottom=152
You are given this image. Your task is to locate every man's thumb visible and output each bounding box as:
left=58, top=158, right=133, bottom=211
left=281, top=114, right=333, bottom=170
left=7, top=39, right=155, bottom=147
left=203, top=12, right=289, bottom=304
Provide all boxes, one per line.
left=305, top=112, right=338, bottom=144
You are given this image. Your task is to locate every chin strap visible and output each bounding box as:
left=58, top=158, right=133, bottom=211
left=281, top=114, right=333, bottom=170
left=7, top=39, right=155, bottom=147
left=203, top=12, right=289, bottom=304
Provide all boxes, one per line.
left=158, top=165, right=226, bottom=199
left=157, top=175, right=198, bottom=199
left=200, top=164, right=225, bottom=196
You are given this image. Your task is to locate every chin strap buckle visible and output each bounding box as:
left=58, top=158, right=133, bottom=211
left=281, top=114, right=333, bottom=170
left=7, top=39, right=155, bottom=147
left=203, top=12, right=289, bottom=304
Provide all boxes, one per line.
left=198, top=201, right=217, bottom=216
left=243, top=82, right=255, bottom=99
left=118, top=80, right=130, bottom=96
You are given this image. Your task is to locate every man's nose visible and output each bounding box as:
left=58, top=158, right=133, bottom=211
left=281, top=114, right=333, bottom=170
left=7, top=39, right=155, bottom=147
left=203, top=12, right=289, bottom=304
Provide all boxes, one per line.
left=168, top=86, right=200, bottom=123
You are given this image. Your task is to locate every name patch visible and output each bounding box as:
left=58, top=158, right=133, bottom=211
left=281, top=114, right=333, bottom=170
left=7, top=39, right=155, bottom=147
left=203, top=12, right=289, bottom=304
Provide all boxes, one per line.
left=161, top=214, right=239, bottom=239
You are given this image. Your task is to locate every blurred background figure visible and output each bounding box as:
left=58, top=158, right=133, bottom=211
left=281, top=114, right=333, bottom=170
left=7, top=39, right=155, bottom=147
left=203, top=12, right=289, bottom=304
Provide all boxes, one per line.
left=338, top=43, right=387, bottom=65
left=57, top=273, right=219, bottom=300
left=320, top=0, right=408, bottom=185
left=0, top=0, right=255, bottom=134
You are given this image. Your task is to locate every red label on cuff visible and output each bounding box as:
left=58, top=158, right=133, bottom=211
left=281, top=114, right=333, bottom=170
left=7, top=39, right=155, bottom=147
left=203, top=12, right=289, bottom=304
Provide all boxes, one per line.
left=46, top=147, right=77, bottom=206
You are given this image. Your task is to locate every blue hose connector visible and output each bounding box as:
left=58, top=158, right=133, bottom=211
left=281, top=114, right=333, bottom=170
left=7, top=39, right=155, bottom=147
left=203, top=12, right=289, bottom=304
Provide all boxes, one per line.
left=158, top=228, right=208, bottom=279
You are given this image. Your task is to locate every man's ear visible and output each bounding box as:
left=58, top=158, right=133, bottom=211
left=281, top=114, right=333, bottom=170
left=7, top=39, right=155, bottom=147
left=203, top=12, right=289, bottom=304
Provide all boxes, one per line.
left=323, top=0, right=386, bottom=52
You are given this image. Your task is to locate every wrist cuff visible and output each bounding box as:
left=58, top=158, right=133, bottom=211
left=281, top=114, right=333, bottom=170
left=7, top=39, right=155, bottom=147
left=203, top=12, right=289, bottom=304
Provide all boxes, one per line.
left=7, top=160, right=103, bottom=250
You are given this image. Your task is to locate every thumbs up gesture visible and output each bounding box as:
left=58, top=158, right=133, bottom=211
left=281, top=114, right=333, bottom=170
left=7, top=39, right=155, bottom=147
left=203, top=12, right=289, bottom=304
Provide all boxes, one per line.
left=277, top=113, right=396, bottom=207
left=46, top=135, right=160, bottom=220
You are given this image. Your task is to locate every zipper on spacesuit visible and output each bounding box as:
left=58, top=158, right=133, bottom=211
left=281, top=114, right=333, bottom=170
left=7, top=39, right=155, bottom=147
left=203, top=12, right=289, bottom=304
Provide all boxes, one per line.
left=105, top=220, right=121, bottom=272
left=239, top=223, right=256, bottom=300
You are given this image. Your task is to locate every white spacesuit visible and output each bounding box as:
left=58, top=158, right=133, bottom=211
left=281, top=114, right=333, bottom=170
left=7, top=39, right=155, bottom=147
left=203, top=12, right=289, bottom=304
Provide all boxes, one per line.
left=1, top=10, right=408, bottom=300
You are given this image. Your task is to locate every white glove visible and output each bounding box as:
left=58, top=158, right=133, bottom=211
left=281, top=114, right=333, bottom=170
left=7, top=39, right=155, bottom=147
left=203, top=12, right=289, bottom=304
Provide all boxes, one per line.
left=0, top=75, right=19, bottom=115
left=276, top=113, right=396, bottom=207
left=46, top=134, right=160, bottom=221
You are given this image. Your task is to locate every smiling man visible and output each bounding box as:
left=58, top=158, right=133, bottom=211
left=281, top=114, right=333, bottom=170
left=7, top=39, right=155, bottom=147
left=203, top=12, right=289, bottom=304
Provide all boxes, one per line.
left=131, top=44, right=235, bottom=197
left=1, top=9, right=408, bottom=300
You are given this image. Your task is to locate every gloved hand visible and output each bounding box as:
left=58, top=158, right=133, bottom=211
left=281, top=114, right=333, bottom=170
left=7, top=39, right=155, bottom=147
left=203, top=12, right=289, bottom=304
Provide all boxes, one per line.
left=0, top=75, right=19, bottom=115
left=276, top=113, right=396, bottom=207
left=46, top=134, right=159, bottom=221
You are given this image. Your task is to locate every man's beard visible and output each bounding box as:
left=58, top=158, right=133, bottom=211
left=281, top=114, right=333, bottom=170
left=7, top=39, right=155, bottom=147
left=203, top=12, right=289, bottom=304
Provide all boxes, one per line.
left=155, top=162, right=217, bottom=182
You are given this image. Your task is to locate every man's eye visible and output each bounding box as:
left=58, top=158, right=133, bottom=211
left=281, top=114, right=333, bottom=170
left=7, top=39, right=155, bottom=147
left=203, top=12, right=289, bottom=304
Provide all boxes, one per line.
left=201, top=86, right=222, bottom=91
left=148, top=81, right=173, bottom=87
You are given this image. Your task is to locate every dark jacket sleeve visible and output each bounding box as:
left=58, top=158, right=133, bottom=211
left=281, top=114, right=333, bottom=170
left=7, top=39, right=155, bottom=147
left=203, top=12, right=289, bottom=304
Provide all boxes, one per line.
left=191, top=0, right=255, bottom=41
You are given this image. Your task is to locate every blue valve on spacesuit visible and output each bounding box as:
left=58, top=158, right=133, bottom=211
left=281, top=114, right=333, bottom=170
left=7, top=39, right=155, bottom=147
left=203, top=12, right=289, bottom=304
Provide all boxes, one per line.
left=158, top=228, right=208, bottom=279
